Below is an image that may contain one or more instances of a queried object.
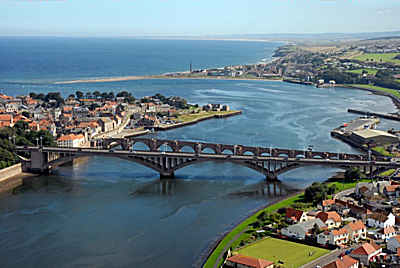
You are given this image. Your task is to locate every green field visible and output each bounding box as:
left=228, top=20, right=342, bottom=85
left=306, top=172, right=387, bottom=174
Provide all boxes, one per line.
left=327, top=178, right=370, bottom=193
left=352, top=53, right=400, bottom=65
left=236, top=237, right=330, bottom=268
left=350, top=84, right=400, bottom=98
left=346, top=68, right=378, bottom=75
left=372, top=146, right=394, bottom=157
left=379, top=169, right=396, bottom=177
left=176, top=110, right=238, bottom=123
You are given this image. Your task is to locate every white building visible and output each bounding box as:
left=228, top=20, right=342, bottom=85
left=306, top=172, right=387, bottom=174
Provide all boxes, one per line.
left=376, top=226, right=396, bottom=241
left=57, top=134, right=85, bottom=147
left=317, top=228, right=349, bottom=246
left=281, top=218, right=326, bottom=240
left=367, top=212, right=395, bottom=228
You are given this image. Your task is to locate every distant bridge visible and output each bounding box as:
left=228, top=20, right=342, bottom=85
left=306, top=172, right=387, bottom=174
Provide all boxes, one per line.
left=15, top=138, right=397, bottom=180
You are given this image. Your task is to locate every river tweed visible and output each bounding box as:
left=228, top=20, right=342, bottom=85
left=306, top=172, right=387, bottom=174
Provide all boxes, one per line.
left=0, top=39, right=398, bottom=268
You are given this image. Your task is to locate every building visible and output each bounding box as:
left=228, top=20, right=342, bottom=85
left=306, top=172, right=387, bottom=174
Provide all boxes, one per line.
left=317, top=228, right=349, bottom=246
left=225, top=255, right=274, bottom=268
left=367, top=212, right=395, bottom=228
left=319, top=199, right=335, bottom=212
left=98, top=117, right=115, bottom=132
left=350, top=129, right=399, bottom=146
left=388, top=236, right=400, bottom=253
left=316, top=211, right=342, bottom=229
left=384, top=185, right=400, bottom=198
left=281, top=218, right=326, bottom=240
left=344, top=221, right=367, bottom=242
left=285, top=208, right=308, bottom=223
left=57, top=134, right=85, bottom=148
left=349, top=242, right=382, bottom=266
left=323, top=255, right=359, bottom=268
left=376, top=226, right=396, bottom=241
left=0, top=114, right=13, bottom=128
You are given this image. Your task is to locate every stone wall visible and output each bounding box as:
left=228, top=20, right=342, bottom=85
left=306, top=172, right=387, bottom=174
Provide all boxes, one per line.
left=0, top=163, right=23, bottom=193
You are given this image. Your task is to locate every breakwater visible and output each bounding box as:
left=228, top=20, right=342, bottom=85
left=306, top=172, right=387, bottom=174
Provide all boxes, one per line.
left=348, top=108, right=400, bottom=122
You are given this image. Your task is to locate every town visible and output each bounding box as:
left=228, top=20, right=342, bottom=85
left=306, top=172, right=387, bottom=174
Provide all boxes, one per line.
left=221, top=167, right=400, bottom=268
left=0, top=91, right=236, bottom=169
left=164, top=37, right=400, bottom=96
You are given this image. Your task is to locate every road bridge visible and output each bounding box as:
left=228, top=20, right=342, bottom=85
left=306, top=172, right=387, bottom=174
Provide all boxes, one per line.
left=15, top=138, right=397, bottom=180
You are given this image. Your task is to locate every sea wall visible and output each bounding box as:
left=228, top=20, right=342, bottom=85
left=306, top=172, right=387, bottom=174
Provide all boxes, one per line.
left=0, top=164, right=23, bottom=193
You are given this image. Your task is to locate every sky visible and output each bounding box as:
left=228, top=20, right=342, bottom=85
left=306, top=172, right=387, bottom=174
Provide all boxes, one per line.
left=0, top=0, right=399, bottom=37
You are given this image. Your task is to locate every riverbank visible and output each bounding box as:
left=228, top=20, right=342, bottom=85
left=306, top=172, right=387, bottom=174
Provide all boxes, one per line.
left=0, top=164, right=38, bottom=194
left=344, top=84, right=400, bottom=109
left=202, top=190, right=303, bottom=268
left=202, top=173, right=370, bottom=268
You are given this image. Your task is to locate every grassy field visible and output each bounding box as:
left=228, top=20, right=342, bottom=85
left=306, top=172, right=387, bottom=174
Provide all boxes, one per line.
left=351, top=53, right=400, bottom=65
left=327, top=178, right=370, bottom=193
left=236, top=237, right=330, bottom=267
left=379, top=169, right=396, bottom=177
left=346, top=68, right=378, bottom=75
left=372, top=146, right=394, bottom=157
left=350, top=84, right=400, bottom=98
left=176, top=110, right=239, bottom=123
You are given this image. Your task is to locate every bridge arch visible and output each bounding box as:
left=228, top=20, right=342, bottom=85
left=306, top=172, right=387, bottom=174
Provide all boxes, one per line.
left=132, top=142, right=151, bottom=151
left=222, top=149, right=233, bottom=155
left=202, top=147, right=217, bottom=154
left=180, top=145, right=196, bottom=153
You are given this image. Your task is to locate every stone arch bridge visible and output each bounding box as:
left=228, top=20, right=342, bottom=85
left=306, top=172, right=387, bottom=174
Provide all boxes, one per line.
left=16, top=138, right=397, bottom=180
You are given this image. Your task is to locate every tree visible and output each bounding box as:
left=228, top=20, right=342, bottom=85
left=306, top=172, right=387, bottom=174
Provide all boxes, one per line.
left=75, top=91, right=84, bottom=99
left=116, top=91, right=130, bottom=98
left=304, top=182, right=328, bottom=204
left=22, top=111, right=30, bottom=118
left=344, top=168, right=361, bottom=182
left=93, top=91, right=101, bottom=98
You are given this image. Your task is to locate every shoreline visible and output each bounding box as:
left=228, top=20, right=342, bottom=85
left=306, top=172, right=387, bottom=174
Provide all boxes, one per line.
left=53, top=75, right=283, bottom=84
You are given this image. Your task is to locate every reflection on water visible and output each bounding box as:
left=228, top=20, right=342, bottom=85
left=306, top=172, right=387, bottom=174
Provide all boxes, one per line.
left=131, top=179, right=297, bottom=198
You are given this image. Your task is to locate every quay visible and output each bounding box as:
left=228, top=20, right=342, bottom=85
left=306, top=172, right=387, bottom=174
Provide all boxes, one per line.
left=348, top=108, right=400, bottom=122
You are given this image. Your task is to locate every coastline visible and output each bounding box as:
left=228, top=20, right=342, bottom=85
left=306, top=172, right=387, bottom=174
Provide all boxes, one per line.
left=53, top=75, right=283, bottom=85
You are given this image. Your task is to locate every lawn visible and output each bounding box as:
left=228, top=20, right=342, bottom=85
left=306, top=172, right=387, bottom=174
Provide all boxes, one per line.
left=372, top=146, right=394, bottom=157
left=327, top=178, right=370, bottom=193
left=379, top=169, right=396, bottom=177
left=346, top=68, right=378, bottom=75
left=350, top=84, right=400, bottom=98
left=351, top=53, right=400, bottom=65
left=236, top=237, right=330, bottom=267
left=176, top=110, right=239, bottom=123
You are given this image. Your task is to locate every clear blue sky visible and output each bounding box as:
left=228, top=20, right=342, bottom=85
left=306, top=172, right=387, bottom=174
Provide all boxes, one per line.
left=1, top=0, right=399, bottom=36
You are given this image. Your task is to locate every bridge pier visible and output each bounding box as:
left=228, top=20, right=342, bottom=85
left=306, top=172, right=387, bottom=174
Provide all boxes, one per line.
left=266, top=173, right=277, bottom=181
left=160, top=171, right=175, bottom=180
